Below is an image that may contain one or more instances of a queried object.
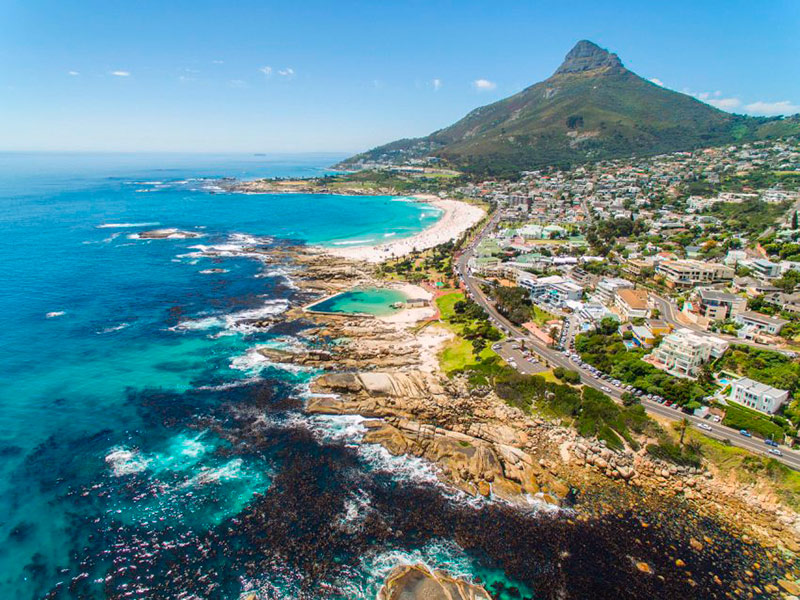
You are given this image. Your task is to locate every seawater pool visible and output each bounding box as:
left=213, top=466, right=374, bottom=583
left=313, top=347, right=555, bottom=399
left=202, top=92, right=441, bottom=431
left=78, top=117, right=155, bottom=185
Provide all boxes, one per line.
left=307, top=287, right=409, bottom=316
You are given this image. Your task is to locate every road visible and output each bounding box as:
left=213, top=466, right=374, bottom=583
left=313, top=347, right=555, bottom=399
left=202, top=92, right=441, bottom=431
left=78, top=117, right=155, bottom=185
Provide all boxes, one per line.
left=650, top=294, right=795, bottom=356
left=454, top=214, right=800, bottom=470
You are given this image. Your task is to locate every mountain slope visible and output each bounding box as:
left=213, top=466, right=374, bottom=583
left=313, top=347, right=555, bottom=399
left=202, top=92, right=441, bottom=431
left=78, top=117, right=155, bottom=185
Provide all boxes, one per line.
left=338, top=40, right=800, bottom=176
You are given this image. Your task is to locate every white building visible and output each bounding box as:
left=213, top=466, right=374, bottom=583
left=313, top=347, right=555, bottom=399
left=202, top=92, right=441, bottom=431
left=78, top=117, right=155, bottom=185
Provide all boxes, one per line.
left=652, top=328, right=729, bottom=378
left=735, top=311, right=788, bottom=338
left=730, top=377, right=789, bottom=415
left=595, top=277, right=634, bottom=305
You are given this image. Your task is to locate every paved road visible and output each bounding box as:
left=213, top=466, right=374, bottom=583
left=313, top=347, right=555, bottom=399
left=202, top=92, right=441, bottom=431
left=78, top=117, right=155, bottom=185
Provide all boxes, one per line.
left=454, top=215, right=800, bottom=470
left=650, top=295, right=795, bottom=356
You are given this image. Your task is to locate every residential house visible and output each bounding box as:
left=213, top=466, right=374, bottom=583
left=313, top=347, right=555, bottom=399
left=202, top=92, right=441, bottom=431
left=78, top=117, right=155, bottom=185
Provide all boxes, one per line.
left=735, top=311, right=789, bottom=338
left=729, top=377, right=789, bottom=415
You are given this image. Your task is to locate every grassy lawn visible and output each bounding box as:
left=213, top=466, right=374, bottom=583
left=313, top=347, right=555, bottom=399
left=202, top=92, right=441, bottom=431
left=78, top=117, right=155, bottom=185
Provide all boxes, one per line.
left=722, top=401, right=785, bottom=440
left=436, top=291, right=499, bottom=374
left=687, top=430, right=800, bottom=511
left=436, top=291, right=464, bottom=320
left=532, top=304, right=557, bottom=326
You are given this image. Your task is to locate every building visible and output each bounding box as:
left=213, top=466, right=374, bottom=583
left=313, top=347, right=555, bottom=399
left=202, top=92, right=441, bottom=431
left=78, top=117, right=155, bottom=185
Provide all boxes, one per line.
left=729, top=377, right=789, bottom=415
left=520, top=275, right=583, bottom=305
left=651, top=328, right=729, bottom=378
left=595, top=277, right=634, bottom=305
left=614, top=288, right=650, bottom=321
left=735, top=311, right=789, bottom=338
left=696, top=288, right=747, bottom=321
left=656, top=260, right=734, bottom=289
left=751, top=259, right=781, bottom=279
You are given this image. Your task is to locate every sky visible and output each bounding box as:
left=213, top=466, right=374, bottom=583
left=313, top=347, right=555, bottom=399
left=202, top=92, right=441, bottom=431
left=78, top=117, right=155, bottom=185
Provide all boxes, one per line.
left=1, top=0, right=799, bottom=153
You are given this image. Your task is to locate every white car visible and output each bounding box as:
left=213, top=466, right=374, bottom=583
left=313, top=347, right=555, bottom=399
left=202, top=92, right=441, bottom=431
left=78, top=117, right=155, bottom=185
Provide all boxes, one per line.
left=697, top=423, right=712, bottom=431
left=768, top=448, right=783, bottom=457
left=601, top=386, right=611, bottom=393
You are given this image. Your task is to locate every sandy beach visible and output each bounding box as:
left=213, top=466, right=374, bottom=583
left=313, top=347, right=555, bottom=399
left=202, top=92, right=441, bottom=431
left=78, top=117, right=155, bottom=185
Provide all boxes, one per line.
left=322, top=195, right=485, bottom=263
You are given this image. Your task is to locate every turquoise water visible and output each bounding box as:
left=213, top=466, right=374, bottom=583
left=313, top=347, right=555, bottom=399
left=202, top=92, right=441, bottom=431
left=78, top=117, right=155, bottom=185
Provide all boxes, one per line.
left=0, top=153, right=760, bottom=599
left=309, top=287, right=409, bottom=316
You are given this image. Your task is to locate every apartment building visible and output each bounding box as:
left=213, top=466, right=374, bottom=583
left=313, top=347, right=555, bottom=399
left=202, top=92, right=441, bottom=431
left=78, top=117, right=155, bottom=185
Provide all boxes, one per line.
left=614, top=288, right=650, bottom=321
left=696, top=288, right=747, bottom=321
left=656, top=260, right=734, bottom=289
left=735, top=311, right=789, bottom=338
left=651, top=328, right=729, bottom=378
left=595, top=277, right=634, bottom=305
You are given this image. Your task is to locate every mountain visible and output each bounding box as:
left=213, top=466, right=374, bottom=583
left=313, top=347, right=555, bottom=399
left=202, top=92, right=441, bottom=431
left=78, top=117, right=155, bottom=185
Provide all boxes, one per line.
left=337, top=40, right=800, bottom=177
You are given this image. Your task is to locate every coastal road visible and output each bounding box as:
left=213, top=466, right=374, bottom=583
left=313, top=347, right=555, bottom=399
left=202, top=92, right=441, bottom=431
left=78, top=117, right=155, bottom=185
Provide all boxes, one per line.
left=454, top=217, right=800, bottom=470
left=650, top=294, right=796, bottom=356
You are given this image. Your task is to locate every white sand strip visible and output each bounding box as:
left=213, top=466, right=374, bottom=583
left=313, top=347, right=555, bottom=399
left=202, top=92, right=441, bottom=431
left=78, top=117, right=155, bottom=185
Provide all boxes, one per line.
left=322, top=195, right=485, bottom=263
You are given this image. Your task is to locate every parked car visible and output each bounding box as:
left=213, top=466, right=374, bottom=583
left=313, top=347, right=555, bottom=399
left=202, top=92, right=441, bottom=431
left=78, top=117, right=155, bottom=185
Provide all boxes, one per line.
left=739, top=429, right=752, bottom=438
left=765, top=439, right=779, bottom=447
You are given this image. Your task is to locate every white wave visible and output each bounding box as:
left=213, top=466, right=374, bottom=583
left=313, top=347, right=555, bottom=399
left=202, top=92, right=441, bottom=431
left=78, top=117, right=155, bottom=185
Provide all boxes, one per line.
left=103, top=232, right=122, bottom=243
left=97, top=222, right=160, bottom=229
left=199, top=268, right=229, bottom=274
left=46, top=311, right=65, bottom=319
left=97, top=322, right=130, bottom=334
left=105, top=447, right=151, bottom=476
left=331, top=239, right=376, bottom=246
left=195, top=376, right=262, bottom=391
left=229, top=345, right=313, bottom=376
left=383, top=232, right=397, bottom=238
left=184, top=459, right=244, bottom=486
left=172, top=299, right=289, bottom=334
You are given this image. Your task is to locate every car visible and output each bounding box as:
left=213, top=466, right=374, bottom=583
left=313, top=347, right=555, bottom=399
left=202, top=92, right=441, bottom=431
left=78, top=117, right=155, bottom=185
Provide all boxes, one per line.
left=739, top=429, right=752, bottom=438
left=601, top=386, right=611, bottom=393
left=768, top=448, right=783, bottom=456
left=765, top=439, right=779, bottom=447
left=697, top=423, right=712, bottom=431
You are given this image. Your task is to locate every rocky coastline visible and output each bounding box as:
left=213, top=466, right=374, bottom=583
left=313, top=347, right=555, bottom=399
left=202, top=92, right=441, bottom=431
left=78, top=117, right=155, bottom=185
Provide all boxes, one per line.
left=270, top=248, right=800, bottom=596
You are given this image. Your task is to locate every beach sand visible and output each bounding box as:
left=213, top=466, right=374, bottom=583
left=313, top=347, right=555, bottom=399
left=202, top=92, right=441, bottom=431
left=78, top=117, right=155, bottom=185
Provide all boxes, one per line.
left=322, top=195, right=485, bottom=263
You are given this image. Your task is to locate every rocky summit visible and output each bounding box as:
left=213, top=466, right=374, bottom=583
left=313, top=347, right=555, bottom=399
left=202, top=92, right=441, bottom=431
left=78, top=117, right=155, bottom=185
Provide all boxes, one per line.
left=553, top=39, right=623, bottom=75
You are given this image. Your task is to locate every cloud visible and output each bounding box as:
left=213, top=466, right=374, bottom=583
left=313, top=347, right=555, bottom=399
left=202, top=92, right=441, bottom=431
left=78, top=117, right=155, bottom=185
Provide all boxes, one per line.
left=278, top=67, right=295, bottom=77
left=708, top=97, right=741, bottom=110
left=110, top=70, right=130, bottom=77
left=472, top=78, right=496, bottom=91
left=432, top=78, right=442, bottom=91
left=68, top=70, right=80, bottom=76
left=229, top=79, right=247, bottom=88
left=683, top=89, right=741, bottom=112
left=649, top=77, right=664, bottom=87
left=744, top=100, right=800, bottom=116
left=259, top=66, right=272, bottom=77
left=212, top=60, right=224, bottom=64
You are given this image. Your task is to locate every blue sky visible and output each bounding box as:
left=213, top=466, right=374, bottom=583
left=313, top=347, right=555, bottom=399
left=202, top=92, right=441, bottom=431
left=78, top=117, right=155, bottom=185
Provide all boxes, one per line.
left=1, top=0, right=798, bottom=152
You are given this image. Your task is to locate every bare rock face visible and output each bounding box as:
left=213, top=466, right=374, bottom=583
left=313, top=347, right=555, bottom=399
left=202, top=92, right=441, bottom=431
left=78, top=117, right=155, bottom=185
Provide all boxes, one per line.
left=377, top=564, right=491, bottom=600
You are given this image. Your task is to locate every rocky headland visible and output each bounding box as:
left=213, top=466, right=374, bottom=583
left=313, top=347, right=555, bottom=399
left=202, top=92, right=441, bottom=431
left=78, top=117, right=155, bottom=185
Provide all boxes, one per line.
left=261, top=248, right=800, bottom=595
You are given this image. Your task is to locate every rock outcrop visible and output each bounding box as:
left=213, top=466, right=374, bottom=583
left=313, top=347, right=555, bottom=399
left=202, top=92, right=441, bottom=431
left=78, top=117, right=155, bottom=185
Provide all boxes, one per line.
left=377, top=564, right=491, bottom=600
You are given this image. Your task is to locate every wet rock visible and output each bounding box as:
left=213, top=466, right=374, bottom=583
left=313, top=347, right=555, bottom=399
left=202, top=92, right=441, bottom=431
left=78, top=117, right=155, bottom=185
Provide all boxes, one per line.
left=377, top=564, right=491, bottom=600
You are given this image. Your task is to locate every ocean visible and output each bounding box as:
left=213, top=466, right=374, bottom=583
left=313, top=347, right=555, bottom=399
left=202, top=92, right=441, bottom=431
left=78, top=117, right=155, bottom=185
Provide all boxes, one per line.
left=0, top=153, right=774, bottom=599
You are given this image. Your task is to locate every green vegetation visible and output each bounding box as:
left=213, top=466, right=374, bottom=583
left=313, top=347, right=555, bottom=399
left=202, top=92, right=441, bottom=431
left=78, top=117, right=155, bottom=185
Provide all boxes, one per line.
left=469, top=365, right=656, bottom=450
left=553, top=366, right=581, bottom=384
left=705, top=199, right=789, bottom=237
left=688, top=431, right=800, bottom=510
left=491, top=285, right=558, bottom=328
left=435, top=292, right=501, bottom=374
left=337, top=40, right=800, bottom=176
left=576, top=332, right=712, bottom=405
left=722, top=402, right=786, bottom=440
left=715, top=345, right=800, bottom=435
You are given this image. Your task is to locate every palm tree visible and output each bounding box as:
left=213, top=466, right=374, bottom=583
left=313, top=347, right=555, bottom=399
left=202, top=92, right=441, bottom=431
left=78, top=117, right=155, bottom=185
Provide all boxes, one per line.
left=673, top=417, right=690, bottom=447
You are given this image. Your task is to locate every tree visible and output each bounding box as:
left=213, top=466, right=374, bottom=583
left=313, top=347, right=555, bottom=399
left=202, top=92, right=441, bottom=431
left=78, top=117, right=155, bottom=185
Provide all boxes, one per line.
left=673, top=417, right=690, bottom=448
left=793, top=210, right=798, bottom=230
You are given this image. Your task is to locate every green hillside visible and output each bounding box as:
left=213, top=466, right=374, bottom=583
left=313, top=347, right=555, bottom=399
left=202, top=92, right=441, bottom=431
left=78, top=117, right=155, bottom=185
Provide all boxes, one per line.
left=337, top=40, right=800, bottom=177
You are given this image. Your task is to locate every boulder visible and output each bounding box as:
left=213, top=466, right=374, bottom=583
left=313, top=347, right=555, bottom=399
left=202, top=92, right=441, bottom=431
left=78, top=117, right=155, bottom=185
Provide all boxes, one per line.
left=377, top=564, right=491, bottom=600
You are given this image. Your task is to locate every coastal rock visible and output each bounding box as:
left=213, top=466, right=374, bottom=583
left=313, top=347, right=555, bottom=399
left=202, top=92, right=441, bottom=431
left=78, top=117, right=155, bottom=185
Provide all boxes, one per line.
left=377, top=564, right=491, bottom=600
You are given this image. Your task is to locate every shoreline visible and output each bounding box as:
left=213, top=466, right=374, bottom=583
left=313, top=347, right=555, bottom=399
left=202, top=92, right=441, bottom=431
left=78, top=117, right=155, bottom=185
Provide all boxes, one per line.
left=320, top=195, right=485, bottom=263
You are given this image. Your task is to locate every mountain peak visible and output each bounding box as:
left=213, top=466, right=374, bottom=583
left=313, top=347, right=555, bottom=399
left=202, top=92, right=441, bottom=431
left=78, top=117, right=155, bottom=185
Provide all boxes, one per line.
left=554, top=40, right=623, bottom=75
